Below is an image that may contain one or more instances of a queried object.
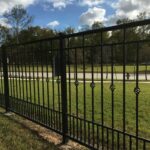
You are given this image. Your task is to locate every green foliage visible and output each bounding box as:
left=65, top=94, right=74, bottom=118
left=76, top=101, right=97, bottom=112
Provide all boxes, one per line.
left=64, top=27, right=75, bottom=34
left=0, top=25, right=10, bottom=44
left=0, top=7, right=150, bottom=65
left=3, top=5, right=33, bottom=43
left=92, top=21, right=103, bottom=29
left=18, top=26, right=57, bottom=43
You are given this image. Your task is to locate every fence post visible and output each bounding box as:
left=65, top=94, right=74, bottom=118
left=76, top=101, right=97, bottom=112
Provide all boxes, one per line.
left=2, top=46, right=10, bottom=112
left=59, top=33, right=68, bottom=143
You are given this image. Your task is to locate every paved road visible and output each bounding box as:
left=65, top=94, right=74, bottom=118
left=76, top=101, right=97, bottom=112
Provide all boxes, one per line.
left=1, top=72, right=150, bottom=80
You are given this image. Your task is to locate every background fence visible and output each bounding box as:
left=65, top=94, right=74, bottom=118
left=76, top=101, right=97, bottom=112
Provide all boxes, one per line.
left=0, top=19, right=150, bottom=149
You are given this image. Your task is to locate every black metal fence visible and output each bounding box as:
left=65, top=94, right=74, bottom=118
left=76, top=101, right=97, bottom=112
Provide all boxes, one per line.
left=0, top=19, right=150, bottom=149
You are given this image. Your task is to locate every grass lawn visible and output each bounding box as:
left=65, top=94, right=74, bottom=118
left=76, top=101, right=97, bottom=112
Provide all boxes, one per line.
left=0, top=75, right=150, bottom=149
left=0, top=108, right=58, bottom=150
left=0, top=78, right=149, bottom=141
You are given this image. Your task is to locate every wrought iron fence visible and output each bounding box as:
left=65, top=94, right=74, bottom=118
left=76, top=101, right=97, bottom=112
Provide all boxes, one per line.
left=0, top=19, right=150, bottom=149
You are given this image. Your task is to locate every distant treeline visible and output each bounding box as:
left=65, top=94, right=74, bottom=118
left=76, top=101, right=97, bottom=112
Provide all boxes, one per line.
left=0, top=5, right=150, bottom=65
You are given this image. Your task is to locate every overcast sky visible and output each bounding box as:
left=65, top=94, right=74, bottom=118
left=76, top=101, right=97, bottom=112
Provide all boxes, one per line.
left=0, top=0, right=150, bottom=30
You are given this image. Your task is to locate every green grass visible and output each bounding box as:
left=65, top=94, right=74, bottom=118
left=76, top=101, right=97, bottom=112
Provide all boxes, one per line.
left=0, top=78, right=150, bottom=148
left=1, top=78, right=149, bottom=139
left=6, top=65, right=150, bottom=73
left=0, top=108, right=57, bottom=150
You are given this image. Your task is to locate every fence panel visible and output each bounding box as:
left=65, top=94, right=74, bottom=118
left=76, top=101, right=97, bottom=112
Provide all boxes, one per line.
left=63, top=20, right=150, bottom=149
left=1, top=38, right=64, bottom=134
left=0, top=19, right=150, bottom=149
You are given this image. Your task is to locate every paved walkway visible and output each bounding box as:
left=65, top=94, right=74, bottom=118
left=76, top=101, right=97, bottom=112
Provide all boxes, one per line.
left=1, top=72, right=150, bottom=81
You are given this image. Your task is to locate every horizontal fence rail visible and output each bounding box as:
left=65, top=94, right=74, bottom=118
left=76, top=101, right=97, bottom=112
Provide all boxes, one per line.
left=0, top=19, right=150, bottom=149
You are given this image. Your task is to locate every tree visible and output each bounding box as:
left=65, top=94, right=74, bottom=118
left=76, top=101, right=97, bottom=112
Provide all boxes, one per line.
left=0, top=25, right=9, bottom=45
left=0, top=26, right=5, bottom=44
left=79, top=24, right=90, bottom=31
left=64, top=27, right=75, bottom=34
left=109, top=18, right=140, bottom=64
left=3, top=5, right=33, bottom=43
left=116, top=18, right=132, bottom=25
left=92, top=21, right=103, bottom=30
left=18, top=26, right=57, bottom=42
left=136, top=12, right=150, bottom=63
left=137, top=12, right=150, bottom=39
